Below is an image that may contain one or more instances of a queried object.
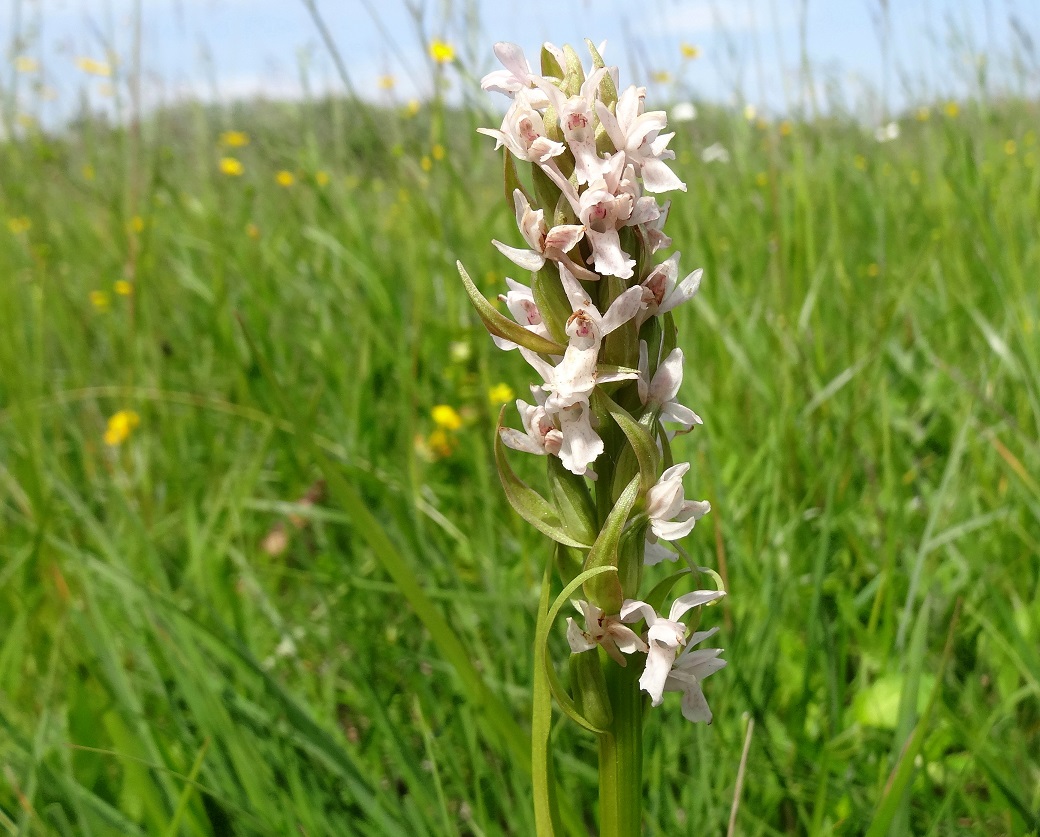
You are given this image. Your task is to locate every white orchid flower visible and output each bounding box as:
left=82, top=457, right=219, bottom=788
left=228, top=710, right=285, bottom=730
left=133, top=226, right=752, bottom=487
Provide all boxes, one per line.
left=619, top=589, right=725, bottom=705
left=555, top=398, right=604, bottom=476
left=499, top=394, right=562, bottom=456
left=663, top=627, right=727, bottom=723
left=544, top=262, right=644, bottom=410
left=533, top=68, right=610, bottom=185
left=478, top=88, right=565, bottom=165
left=638, top=341, right=703, bottom=433
left=492, top=189, right=597, bottom=281
left=637, top=252, right=702, bottom=325
left=480, top=42, right=546, bottom=103
left=639, top=199, right=672, bottom=254
left=515, top=348, right=603, bottom=476
left=646, top=462, right=711, bottom=542
left=567, top=599, right=648, bottom=666
left=491, top=278, right=551, bottom=351
left=596, top=85, right=686, bottom=194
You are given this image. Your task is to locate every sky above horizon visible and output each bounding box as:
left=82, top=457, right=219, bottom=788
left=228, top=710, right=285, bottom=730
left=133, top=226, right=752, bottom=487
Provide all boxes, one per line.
left=5, top=0, right=1040, bottom=127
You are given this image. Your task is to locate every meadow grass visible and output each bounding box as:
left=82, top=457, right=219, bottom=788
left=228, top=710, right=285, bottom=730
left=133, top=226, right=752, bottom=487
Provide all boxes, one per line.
left=1, top=70, right=1039, bottom=835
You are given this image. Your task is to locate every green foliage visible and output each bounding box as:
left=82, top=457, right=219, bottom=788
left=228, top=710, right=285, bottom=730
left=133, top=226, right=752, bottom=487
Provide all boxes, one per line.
left=0, top=76, right=1038, bottom=836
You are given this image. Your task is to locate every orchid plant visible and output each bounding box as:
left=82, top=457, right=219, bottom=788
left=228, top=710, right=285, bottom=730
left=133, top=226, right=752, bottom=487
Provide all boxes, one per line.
left=458, top=40, right=727, bottom=836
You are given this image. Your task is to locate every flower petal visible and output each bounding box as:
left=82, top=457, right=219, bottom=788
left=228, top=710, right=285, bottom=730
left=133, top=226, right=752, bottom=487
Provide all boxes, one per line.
left=493, top=240, right=547, bottom=272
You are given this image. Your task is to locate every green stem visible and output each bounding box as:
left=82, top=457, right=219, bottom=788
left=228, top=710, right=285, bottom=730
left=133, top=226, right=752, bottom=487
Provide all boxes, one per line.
left=598, top=662, right=644, bottom=836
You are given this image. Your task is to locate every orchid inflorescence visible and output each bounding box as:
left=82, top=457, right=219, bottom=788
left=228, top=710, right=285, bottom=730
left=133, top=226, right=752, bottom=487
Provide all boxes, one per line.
left=458, top=38, right=726, bottom=749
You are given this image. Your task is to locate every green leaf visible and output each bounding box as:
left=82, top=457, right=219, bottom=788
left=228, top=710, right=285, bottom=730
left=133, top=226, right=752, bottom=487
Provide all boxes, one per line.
left=585, top=39, right=618, bottom=106
left=561, top=45, right=586, bottom=96
left=599, top=276, right=639, bottom=369
left=532, top=552, right=564, bottom=837
left=532, top=164, right=563, bottom=216
left=547, top=456, right=597, bottom=546
left=583, top=474, right=640, bottom=611
left=495, top=409, right=592, bottom=549
left=596, top=389, right=660, bottom=493
left=503, top=149, right=530, bottom=210
left=533, top=264, right=572, bottom=345
left=569, top=652, right=613, bottom=731
left=540, top=44, right=564, bottom=79
left=865, top=604, right=960, bottom=837
left=456, top=261, right=565, bottom=355
left=643, top=569, right=692, bottom=615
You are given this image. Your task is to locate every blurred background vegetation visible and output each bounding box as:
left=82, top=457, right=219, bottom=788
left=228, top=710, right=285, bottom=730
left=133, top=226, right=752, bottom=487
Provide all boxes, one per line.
left=1, top=1, right=1039, bottom=834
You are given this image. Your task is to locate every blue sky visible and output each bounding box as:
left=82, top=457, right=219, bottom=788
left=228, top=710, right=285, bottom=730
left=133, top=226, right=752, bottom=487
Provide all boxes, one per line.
left=5, top=0, right=1040, bottom=126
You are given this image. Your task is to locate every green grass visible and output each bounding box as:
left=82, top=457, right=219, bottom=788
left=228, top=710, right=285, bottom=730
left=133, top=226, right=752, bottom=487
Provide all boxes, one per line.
left=1, top=70, right=1039, bottom=835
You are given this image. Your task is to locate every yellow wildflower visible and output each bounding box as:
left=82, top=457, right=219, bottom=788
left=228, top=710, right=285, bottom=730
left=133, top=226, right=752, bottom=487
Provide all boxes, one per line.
left=779, top=121, right=792, bottom=137
left=432, top=143, right=446, bottom=161
left=7, top=216, right=31, bottom=235
left=75, top=56, right=111, bottom=77
left=104, top=410, right=140, bottom=446
left=429, top=40, right=455, bottom=64
left=1004, top=139, right=1017, bottom=156
left=246, top=222, right=260, bottom=239
left=378, top=75, right=395, bottom=90
left=16, top=113, right=36, bottom=128
left=15, top=56, right=38, bottom=73
left=130, top=215, right=144, bottom=233
left=220, top=157, right=244, bottom=176
left=90, top=290, right=111, bottom=311
left=743, top=104, right=757, bottom=121
left=420, top=156, right=433, bottom=172
left=220, top=130, right=250, bottom=147
left=405, top=99, right=421, bottom=117
left=915, top=107, right=930, bottom=122
left=867, top=263, right=880, bottom=278
left=754, top=171, right=768, bottom=188
left=276, top=170, right=295, bottom=187
left=315, top=170, right=330, bottom=187
left=82, top=164, right=95, bottom=181
left=114, top=280, right=132, bottom=295
left=680, top=43, right=701, bottom=60
left=853, top=154, right=867, bottom=171
left=944, top=101, right=959, bottom=118
left=431, top=405, right=463, bottom=431
left=651, top=70, right=672, bottom=84
left=488, top=383, right=515, bottom=406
